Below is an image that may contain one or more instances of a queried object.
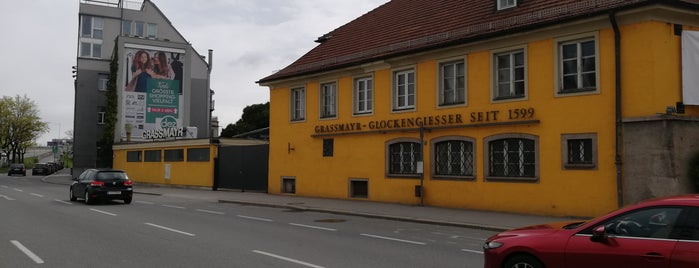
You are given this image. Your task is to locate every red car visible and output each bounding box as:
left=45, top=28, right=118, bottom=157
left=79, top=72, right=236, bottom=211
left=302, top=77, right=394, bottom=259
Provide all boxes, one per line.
left=483, top=195, right=699, bottom=268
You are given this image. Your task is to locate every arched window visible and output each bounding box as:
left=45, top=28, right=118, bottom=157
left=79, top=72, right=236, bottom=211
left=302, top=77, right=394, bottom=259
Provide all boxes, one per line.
left=485, top=134, right=539, bottom=181
left=387, top=139, right=421, bottom=176
left=432, top=137, right=475, bottom=179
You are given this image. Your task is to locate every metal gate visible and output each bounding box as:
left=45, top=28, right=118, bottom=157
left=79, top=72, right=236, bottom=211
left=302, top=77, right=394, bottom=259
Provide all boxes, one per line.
left=215, top=144, right=268, bottom=192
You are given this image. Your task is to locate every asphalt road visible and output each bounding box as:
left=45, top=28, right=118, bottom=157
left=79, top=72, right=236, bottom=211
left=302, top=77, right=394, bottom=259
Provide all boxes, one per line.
left=1, top=173, right=495, bottom=267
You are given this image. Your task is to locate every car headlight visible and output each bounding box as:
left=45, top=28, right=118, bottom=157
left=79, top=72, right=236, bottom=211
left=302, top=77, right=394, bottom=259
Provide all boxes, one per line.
left=483, top=241, right=503, bottom=250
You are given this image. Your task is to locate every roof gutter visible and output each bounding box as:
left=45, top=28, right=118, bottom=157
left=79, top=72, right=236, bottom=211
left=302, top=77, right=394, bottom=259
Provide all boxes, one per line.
left=609, top=11, right=624, bottom=208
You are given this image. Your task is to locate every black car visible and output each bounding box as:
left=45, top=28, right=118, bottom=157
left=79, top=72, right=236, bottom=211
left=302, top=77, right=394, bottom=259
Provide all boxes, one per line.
left=8, top=163, right=26, bottom=176
left=70, top=169, right=133, bottom=204
left=32, top=163, right=50, bottom=175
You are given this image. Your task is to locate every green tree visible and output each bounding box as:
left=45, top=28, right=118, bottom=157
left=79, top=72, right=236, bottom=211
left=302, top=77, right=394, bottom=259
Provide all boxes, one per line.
left=97, top=44, right=120, bottom=168
left=0, top=95, right=49, bottom=164
left=220, top=102, right=269, bottom=137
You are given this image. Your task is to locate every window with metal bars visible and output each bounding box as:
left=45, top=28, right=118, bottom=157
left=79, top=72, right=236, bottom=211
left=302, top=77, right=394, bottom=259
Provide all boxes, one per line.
left=388, top=141, right=421, bottom=176
left=434, top=139, right=474, bottom=178
left=488, top=137, right=536, bottom=179
left=561, top=133, right=597, bottom=169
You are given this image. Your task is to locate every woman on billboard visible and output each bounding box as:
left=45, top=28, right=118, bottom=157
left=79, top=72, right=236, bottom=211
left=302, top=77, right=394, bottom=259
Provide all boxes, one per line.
left=125, top=50, right=151, bottom=92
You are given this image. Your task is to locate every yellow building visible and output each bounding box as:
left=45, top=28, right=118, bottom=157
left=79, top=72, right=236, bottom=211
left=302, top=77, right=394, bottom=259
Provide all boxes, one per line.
left=258, top=0, right=699, bottom=217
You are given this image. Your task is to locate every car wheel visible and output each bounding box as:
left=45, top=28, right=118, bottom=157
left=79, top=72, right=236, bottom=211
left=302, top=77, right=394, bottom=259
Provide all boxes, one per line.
left=503, top=254, right=544, bottom=268
left=69, top=188, right=77, bottom=201
left=84, top=191, right=92, bottom=205
left=124, top=198, right=132, bottom=204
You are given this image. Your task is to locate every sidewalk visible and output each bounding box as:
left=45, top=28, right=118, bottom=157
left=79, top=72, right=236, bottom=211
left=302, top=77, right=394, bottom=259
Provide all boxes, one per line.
left=43, top=170, right=583, bottom=232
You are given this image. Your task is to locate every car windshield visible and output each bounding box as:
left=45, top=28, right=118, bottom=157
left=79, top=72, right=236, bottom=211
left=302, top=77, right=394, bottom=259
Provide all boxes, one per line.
left=11, top=164, right=23, bottom=168
left=96, top=172, right=127, bottom=180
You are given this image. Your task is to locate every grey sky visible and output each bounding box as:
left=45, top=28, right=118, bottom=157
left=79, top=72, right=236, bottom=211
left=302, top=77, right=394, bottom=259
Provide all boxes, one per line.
left=0, top=0, right=388, bottom=144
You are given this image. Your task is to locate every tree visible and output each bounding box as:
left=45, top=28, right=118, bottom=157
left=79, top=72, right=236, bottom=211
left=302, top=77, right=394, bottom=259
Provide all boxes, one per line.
left=0, top=95, right=49, bottom=164
left=220, top=102, right=269, bottom=137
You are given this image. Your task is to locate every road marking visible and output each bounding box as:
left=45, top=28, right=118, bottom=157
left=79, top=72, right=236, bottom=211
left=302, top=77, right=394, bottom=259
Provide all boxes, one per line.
left=163, top=204, right=186, bottom=209
left=237, top=215, right=273, bottom=222
left=289, top=223, right=337, bottom=232
left=196, top=209, right=225, bottom=215
left=145, top=223, right=195, bottom=236
left=54, top=199, right=72, bottom=205
left=13, top=188, right=23, bottom=192
left=10, top=240, right=44, bottom=264
left=461, top=249, right=483, bottom=254
left=30, top=193, right=44, bottom=198
left=135, top=201, right=154, bottom=205
left=253, top=250, right=325, bottom=268
left=0, top=195, right=15, bottom=201
left=360, top=234, right=426, bottom=245
left=90, top=209, right=117, bottom=216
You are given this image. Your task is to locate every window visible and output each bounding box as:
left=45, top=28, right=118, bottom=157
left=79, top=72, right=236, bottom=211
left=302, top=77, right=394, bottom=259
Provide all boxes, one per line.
left=79, top=16, right=103, bottom=59
left=432, top=137, right=475, bottom=179
left=323, top=139, right=334, bottom=157
left=394, top=69, right=415, bottom=110
left=164, top=149, right=184, bottom=162
left=122, top=20, right=132, bottom=35
left=561, top=133, right=597, bottom=169
left=485, top=134, right=538, bottom=181
left=290, top=87, right=305, bottom=121
left=599, top=207, right=684, bottom=239
left=349, top=179, right=368, bottom=198
left=80, top=42, right=102, bottom=58
left=439, top=60, right=465, bottom=106
left=187, top=148, right=210, bottom=162
left=147, top=23, right=157, bottom=38
left=558, top=38, right=597, bottom=93
left=494, top=49, right=525, bottom=100
left=282, top=177, right=296, bottom=194
left=144, top=150, right=161, bottom=162
left=387, top=139, right=421, bottom=176
left=135, top=21, right=145, bottom=37
left=98, top=74, right=109, bottom=91
left=497, top=0, right=517, bottom=10
left=126, top=151, right=142, bottom=162
left=320, top=82, right=337, bottom=118
left=97, top=106, right=105, bottom=124
left=354, top=77, right=373, bottom=115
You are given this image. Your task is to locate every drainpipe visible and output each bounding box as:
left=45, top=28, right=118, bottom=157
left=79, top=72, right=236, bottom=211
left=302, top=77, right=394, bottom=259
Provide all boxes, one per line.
left=207, top=49, right=213, bottom=138
left=610, top=11, right=623, bottom=208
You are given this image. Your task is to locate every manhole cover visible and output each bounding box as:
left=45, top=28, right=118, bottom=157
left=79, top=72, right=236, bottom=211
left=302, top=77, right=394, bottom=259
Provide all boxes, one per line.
left=315, top=219, right=346, bottom=223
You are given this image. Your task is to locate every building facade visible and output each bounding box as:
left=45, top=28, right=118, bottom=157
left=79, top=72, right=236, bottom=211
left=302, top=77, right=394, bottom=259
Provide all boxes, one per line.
left=74, top=0, right=213, bottom=176
left=258, top=0, right=699, bottom=217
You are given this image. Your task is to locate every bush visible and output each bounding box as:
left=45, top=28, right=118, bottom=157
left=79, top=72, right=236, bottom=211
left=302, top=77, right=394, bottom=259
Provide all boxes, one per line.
left=690, top=152, right=699, bottom=192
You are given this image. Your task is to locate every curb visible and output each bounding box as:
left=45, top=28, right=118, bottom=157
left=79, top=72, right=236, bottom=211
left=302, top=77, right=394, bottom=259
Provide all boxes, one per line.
left=218, top=199, right=511, bottom=232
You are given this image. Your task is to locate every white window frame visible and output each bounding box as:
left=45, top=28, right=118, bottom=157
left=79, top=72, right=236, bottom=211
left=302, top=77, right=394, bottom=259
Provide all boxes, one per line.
left=497, top=0, right=517, bottom=10
left=319, top=82, right=337, bottom=119
left=554, top=33, right=600, bottom=96
left=354, top=76, right=373, bottom=115
left=79, top=16, right=103, bottom=59
left=98, top=74, right=109, bottom=91
left=147, top=23, right=157, bottom=38
left=290, top=87, right=306, bottom=122
left=122, top=20, right=132, bottom=35
left=492, top=46, right=527, bottom=102
left=97, top=106, right=106, bottom=125
left=135, top=21, right=145, bottom=37
left=438, top=59, right=466, bottom=106
left=393, top=69, right=416, bottom=111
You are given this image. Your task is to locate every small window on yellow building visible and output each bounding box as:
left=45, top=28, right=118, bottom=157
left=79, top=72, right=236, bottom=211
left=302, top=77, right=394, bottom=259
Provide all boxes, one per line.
left=126, top=151, right=141, bottom=162
left=187, top=148, right=210, bottom=162
left=164, top=149, right=184, bottom=162
left=561, top=133, right=597, bottom=169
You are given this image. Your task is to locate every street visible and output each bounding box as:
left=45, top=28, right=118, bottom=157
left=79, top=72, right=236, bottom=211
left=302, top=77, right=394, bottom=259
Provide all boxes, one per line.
left=1, top=173, right=494, bottom=267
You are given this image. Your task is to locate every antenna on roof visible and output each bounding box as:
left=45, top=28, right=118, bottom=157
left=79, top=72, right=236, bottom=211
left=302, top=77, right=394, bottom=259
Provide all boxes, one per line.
left=315, top=34, right=333, bottom=43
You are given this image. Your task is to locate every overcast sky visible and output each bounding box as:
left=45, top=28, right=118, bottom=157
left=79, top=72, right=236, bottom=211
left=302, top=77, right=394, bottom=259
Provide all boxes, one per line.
left=0, top=0, right=389, bottom=145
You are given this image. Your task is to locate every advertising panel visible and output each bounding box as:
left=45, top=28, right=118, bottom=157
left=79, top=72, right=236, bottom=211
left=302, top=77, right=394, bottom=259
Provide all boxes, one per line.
left=122, top=44, right=186, bottom=141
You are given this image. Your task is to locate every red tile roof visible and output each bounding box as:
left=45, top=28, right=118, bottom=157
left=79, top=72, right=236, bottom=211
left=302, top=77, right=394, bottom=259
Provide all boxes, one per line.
left=258, top=0, right=698, bottom=84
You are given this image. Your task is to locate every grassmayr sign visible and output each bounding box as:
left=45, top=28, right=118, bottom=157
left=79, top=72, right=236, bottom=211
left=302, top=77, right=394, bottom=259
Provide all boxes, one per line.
left=142, top=116, right=187, bottom=139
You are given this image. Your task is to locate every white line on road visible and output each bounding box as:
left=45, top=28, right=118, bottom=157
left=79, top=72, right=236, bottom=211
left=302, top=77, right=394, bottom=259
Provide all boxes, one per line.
left=289, top=223, right=337, bottom=232
left=13, top=188, right=23, bottom=192
left=163, top=204, right=186, bottom=209
left=10, top=240, right=44, bottom=264
left=30, top=193, right=44, bottom=198
left=461, top=249, right=483, bottom=254
left=135, top=201, right=154, bottom=205
left=145, top=223, right=195, bottom=236
left=237, top=215, right=273, bottom=222
left=0, top=195, right=15, bottom=201
left=360, top=233, right=426, bottom=245
left=253, top=250, right=325, bottom=268
left=90, top=208, right=117, bottom=216
left=196, top=209, right=225, bottom=215
left=54, top=199, right=72, bottom=205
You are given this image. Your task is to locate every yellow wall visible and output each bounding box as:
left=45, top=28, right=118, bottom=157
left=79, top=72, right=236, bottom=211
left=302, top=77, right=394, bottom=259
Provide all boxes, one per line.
left=113, top=145, right=216, bottom=187
left=267, top=20, right=697, bottom=218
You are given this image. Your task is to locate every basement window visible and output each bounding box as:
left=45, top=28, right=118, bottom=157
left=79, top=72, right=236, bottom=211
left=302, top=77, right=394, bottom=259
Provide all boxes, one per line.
left=349, top=179, right=368, bottom=198
left=497, top=0, right=517, bottom=10
left=282, top=177, right=296, bottom=194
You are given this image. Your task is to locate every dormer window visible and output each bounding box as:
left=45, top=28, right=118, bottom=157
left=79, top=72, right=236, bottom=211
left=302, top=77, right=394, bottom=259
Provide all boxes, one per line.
left=497, top=0, right=517, bottom=10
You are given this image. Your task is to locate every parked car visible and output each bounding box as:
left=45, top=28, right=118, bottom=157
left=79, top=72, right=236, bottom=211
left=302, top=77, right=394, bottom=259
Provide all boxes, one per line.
left=483, top=194, right=699, bottom=268
left=32, top=163, right=50, bottom=175
left=7, top=163, right=26, bottom=176
left=47, top=162, right=60, bottom=173
left=70, top=169, right=133, bottom=204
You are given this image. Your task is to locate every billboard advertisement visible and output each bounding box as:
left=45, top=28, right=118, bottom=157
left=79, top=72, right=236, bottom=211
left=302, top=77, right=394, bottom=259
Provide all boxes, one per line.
left=122, top=44, right=186, bottom=141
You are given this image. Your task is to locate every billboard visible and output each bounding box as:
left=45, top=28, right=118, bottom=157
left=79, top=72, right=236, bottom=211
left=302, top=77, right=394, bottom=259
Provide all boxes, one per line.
left=122, top=44, right=186, bottom=141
